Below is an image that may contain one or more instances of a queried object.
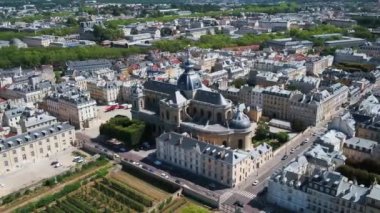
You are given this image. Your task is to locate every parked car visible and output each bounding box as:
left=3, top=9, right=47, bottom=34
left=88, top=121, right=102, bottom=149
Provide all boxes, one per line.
left=252, top=180, right=259, bottom=186
left=54, top=163, right=62, bottom=168
left=154, top=160, right=162, bottom=166
left=281, top=155, right=288, bottom=160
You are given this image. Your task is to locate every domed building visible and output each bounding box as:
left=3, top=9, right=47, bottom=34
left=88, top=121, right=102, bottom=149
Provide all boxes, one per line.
left=229, top=109, right=252, bottom=130
left=177, top=61, right=203, bottom=99
left=131, top=57, right=254, bottom=150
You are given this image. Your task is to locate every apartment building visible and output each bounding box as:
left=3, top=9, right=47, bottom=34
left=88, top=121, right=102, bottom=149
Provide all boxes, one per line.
left=0, top=122, right=75, bottom=174
left=343, top=137, right=380, bottom=162
left=305, top=56, right=334, bottom=76
left=43, top=84, right=97, bottom=129
left=356, top=118, right=380, bottom=143
left=262, top=86, right=293, bottom=121
left=268, top=152, right=380, bottom=213
left=262, top=83, right=348, bottom=128
left=19, top=112, right=57, bottom=133
left=156, top=132, right=272, bottom=187
left=87, top=80, right=120, bottom=105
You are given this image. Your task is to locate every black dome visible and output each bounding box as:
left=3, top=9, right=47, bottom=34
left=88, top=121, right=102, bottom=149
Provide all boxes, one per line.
left=177, top=61, right=202, bottom=91
left=229, top=110, right=251, bottom=129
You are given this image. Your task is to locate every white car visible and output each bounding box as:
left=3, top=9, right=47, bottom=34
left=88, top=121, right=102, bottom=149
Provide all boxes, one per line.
left=252, top=180, right=259, bottom=186
left=54, top=163, right=62, bottom=168
left=154, top=160, right=162, bottom=166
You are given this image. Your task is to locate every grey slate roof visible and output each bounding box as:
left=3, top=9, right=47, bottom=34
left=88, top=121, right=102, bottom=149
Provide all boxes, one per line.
left=143, top=80, right=177, bottom=95
left=0, top=122, right=74, bottom=152
left=344, top=137, right=377, bottom=150
left=66, top=59, right=112, bottom=72
left=193, top=89, right=229, bottom=106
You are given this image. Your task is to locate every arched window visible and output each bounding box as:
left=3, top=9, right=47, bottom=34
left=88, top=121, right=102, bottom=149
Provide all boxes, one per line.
left=217, top=112, right=222, bottom=123
left=207, top=111, right=212, bottom=119
left=200, top=109, right=204, bottom=117
left=166, top=110, right=170, bottom=120
left=238, top=139, right=243, bottom=149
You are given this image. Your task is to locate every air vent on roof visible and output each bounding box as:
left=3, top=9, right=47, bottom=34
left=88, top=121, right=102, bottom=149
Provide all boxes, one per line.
left=324, top=178, right=330, bottom=184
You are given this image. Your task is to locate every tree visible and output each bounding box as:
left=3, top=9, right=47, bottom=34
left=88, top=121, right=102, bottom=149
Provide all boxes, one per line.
left=231, top=78, right=247, bottom=89
left=66, top=17, right=78, bottom=27
left=275, top=132, right=289, bottom=143
left=255, top=121, right=270, bottom=140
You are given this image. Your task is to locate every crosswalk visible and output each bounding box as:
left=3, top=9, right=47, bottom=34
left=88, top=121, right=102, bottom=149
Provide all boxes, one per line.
left=234, top=190, right=256, bottom=199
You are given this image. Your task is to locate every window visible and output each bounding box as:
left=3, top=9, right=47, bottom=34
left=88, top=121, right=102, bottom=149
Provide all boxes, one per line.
left=238, top=140, right=243, bottom=149
left=22, top=154, right=26, bottom=160
left=3, top=153, right=6, bottom=158
left=31, top=151, right=35, bottom=157
left=55, top=143, right=58, bottom=148
left=21, top=147, right=25, bottom=151
left=12, top=150, right=16, bottom=154
left=40, top=148, right=43, bottom=153
left=29, top=144, right=33, bottom=148
left=47, top=145, right=51, bottom=151
left=4, top=161, right=8, bottom=166
left=14, top=157, right=18, bottom=163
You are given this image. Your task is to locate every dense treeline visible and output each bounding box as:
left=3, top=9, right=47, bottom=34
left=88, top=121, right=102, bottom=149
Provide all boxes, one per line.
left=353, top=16, right=380, bottom=28
left=336, top=165, right=380, bottom=187
left=290, top=24, right=344, bottom=41
left=153, top=33, right=282, bottom=52
left=0, top=46, right=145, bottom=68
left=346, top=158, right=380, bottom=176
left=0, top=26, right=79, bottom=40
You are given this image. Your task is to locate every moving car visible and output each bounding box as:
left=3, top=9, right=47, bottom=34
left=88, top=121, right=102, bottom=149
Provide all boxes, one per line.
left=51, top=161, right=59, bottom=166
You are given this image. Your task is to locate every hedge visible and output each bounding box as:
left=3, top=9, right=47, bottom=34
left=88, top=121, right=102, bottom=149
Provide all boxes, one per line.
left=66, top=197, right=97, bottom=213
left=14, top=182, right=81, bottom=212
left=99, top=117, right=146, bottom=147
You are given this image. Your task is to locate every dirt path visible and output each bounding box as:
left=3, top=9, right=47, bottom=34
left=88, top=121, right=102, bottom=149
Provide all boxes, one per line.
left=1, top=163, right=111, bottom=213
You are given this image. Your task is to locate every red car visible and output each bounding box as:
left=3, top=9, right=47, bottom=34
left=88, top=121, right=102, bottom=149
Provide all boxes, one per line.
left=105, top=105, right=117, bottom=112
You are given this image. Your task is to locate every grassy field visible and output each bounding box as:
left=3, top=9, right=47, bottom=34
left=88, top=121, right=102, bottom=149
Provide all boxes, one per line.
left=161, top=197, right=210, bottom=213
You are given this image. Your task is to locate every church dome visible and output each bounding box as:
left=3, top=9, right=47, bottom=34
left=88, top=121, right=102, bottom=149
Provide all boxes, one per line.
left=229, top=109, right=251, bottom=129
left=177, top=61, right=202, bottom=91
